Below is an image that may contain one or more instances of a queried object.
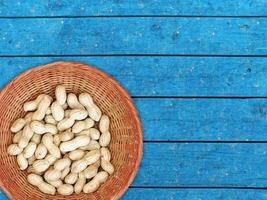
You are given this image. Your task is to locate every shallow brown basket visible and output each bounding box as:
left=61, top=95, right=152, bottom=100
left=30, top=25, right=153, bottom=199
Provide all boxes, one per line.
left=0, top=61, right=143, bottom=200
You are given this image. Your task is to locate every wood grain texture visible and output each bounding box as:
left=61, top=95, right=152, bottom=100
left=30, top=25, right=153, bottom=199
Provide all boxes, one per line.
left=132, top=143, right=267, bottom=187
left=0, top=18, right=266, bottom=55
left=0, top=0, right=266, bottom=17
left=2, top=142, right=267, bottom=199
left=0, top=188, right=265, bottom=200
left=135, top=98, right=267, bottom=141
left=0, top=57, right=267, bottom=97
left=1, top=60, right=267, bottom=141
left=0, top=0, right=266, bottom=199
left=122, top=188, right=267, bottom=200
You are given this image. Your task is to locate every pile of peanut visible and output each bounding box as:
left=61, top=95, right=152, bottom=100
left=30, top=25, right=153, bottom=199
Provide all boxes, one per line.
left=7, top=85, right=114, bottom=195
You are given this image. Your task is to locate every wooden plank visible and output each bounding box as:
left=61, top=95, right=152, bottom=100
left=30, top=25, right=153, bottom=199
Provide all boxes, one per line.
left=1, top=189, right=267, bottom=200
left=135, top=98, right=267, bottom=141
left=1, top=189, right=266, bottom=200
left=0, top=18, right=266, bottom=55
left=1, top=60, right=267, bottom=141
left=132, top=143, right=267, bottom=187
left=5, top=144, right=266, bottom=191
left=122, top=188, right=267, bottom=200
left=0, top=57, right=267, bottom=97
left=0, top=0, right=266, bottom=17
left=0, top=192, right=7, bottom=199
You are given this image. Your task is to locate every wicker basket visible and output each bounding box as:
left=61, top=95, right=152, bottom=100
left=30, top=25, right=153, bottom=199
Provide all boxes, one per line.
left=0, top=61, right=143, bottom=200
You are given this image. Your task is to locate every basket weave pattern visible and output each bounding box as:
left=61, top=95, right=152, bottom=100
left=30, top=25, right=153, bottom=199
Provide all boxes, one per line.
left=0, top=62, right=143, bottom=200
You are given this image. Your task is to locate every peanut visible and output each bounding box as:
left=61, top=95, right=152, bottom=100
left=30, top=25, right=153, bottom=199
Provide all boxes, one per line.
left=33, top=159, right=50, bottom=173
left=88, top=128, right=100, bottom=140
left=60, top=135, right=90, bottom=153
left=24, top=112, right=33, bottom=124
left=27, top=174, right=56, bottom=195
left=70, top=109, right=88, bottom=120
left=99, top=131, right=111, bottom=147
left=44, top=115, right=57, bottom=125
left=67, top=93, right=84, bottom=109
left=71, top=159, right=88, bottom=173
left=31, top=121, right=58, bottom=135
left=51, top=101, right=64, bottom=121
left=101, top=159, right=114, bottom=174
left=28, top=155, right=36, bottom=165
left=83, top=164, right=98, bottom=179
left=48, top=179, right=63, bottom=188
left=18, top=125, right=34, bottom=148
left=99, top=115, right=110, bottom=133
left=44, top=168, right=61, bottom=182
left=94, top=171, right=109, bottom=183
left=75, top=129, right=90, bottom=136
left=71, top=151, right=100, bottom=173
left=57, top=109, right=88, bottom=131
left=74, top=172, right=86, bottom=194
left=27, top=165, right=42, bottom=175
left=72, top=118, right=94, bottom=134
left=23, top=94, right=45, bottom=112
left=53, top=134, right=61, bottom=146
left=12, top=131, right=22, bottom=143
left=79, top=93, right=102, bottom=121
left=100, top=147, right=111, bottom=162
left=54, top=158, right=71, bottom=171
left=17, top=153, right=28, bottom=170
left=42, top=133, right=61, bottom=158
left=23, top=142, right=37, bottom=158
left=35, top=143, right=48, bottom=159
left=79, top=140, right=100, bottom=151
left=83, top=171, right=108, bottom=193
left=45, top=154, right=58, bottom=165
left=69, top=149, right=85, bottom=161
left=10, top=118, right=26, bottom=133
left=57, top=118, right=74, bottom=131
left=84, top=150, right=100, bottom=165
left=32, top=95, right=52, bottom=121
left=7, top=144, right=23, bottom=155
left=55, top=85, right=67, bottom=105
left=57, top=184, right=74, bottom=196
left=61, top=166, right=70, bottom=180
left=65, top=172, right=78, bottom=184
left=83, top=179, right=99, bottom=194
left=31, top=134, right=41, bottom=144
left=59, top=130, right=74, bottom=142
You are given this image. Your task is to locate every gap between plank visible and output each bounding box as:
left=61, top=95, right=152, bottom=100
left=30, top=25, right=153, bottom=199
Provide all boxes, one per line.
left=132, top=96, right=267, bottom=99
left=144, top=141, right=267, bottom=143
left=130, top=186, right=267, bottom=190
left=0, top=54, right=266, bottom=58
left=0, top=15, right=266, bottom=19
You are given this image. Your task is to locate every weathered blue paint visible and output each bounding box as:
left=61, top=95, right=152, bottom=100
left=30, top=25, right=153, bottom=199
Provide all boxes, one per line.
left=122, top=188, right=267, bottom=200
left=0, top=188, right=266, bottom=200
left=0, top=57, right=267, bottom=97
left=0, top=192, right=7, bottom=200
left=0, top=18, right=266, bottom=55
left=0, top=0, right=266, bottom=17
left=0, top=0, right=266, bottom=199
left=1, top=59, right=267, bottom=141
left=131, top=143, right=267, bottom=187
left=135, top=98, right=267, bottom=141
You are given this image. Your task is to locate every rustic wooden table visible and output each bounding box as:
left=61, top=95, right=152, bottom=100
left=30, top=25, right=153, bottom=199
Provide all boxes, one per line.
left=0, top=1, right=266, bottom=199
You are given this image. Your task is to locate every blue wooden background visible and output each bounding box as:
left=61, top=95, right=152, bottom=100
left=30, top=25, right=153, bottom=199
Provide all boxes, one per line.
left=0, top=1, right=267, bottom=199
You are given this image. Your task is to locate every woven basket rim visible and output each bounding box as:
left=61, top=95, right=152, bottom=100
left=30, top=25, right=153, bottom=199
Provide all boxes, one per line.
left=0, top=61, right=143, bottom=199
